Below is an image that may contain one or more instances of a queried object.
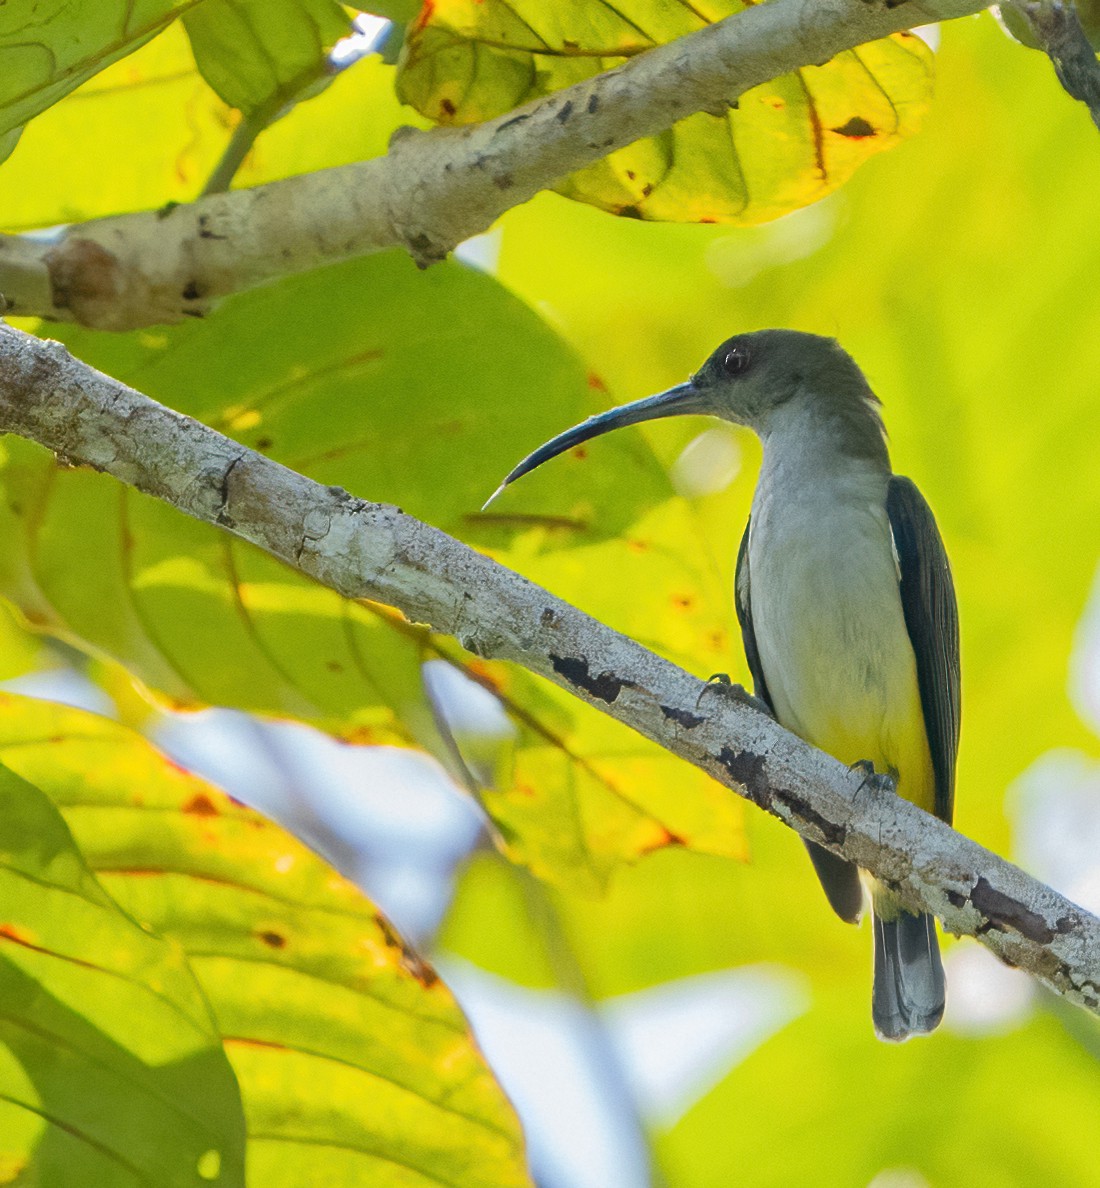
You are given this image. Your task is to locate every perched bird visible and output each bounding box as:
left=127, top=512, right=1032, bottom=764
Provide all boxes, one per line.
left=487, top=330, right=960, bottom=1041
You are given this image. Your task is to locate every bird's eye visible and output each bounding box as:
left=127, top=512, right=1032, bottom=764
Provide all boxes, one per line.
left=723, top=345, right=751, bottom=376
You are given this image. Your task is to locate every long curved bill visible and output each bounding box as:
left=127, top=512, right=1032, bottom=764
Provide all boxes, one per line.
left=483, top=381, right=704, bottom=509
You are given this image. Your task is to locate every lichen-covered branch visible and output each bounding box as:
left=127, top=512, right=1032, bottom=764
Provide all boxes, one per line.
left=0, top=319, right=1096, bottom=1013
left=0, top=0, right=989, bottom=330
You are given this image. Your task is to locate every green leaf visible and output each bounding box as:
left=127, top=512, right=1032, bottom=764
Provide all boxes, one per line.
left=395, top=0, right=933, bottom=224
left=363, top=3, right=419, bottom=21
left=456, top=661, right=743, bottom=893
left=0, top=691, right=531, bottom=1187
left=0, top=599, right=40, bottom=680
left=0, top=753, right=245, bottom=1185
left=0, top=127, right=20, bottom=167
left=0, top=0, right=195, bottom=145
left=0, top=23, right=423, bottom=231
left=182, top=0, right=351, bottom=116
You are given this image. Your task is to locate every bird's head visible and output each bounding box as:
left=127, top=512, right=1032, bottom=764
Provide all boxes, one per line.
left=485, top=330, right=879, bottom=506
left=680, top=329, right=871, bottom=429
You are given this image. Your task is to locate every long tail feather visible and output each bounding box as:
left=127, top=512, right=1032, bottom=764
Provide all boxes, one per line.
left=872, top=907, right=945, bottom=1041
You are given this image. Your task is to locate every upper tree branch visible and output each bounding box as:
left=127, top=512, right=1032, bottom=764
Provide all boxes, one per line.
left=0, top=319, right=1096, bottom=1014
left=0, top=0, right=988, bottom=330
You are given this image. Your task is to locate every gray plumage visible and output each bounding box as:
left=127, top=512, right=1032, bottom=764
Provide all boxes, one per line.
left=489, top=329, right=961, bottom=1041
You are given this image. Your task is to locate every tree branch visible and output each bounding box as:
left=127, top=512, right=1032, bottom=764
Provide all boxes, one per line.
left=1011, top=0, right=1100, bottom=130
left=0, top=0, right=989, bottom=330
left=0, top=319, right=1097, bottom=1014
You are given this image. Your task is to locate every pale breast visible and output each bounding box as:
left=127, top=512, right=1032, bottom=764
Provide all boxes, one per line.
left=748, top=482, right=935, bottom=810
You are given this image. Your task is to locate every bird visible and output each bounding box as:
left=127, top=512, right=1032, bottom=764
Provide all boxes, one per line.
left=486, top=329, right=960, bottom=1041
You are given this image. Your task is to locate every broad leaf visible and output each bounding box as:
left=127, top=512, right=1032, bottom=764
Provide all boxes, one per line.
left=0, top=1, right=194, bottom=152
left=0, top=692, right=530, bottom=1186
left=183, top=0, right=351, bottom=116
left=0, top=754, right=245, bottom=1185
left=0, top=23, right=423, bottom=231
left=396, top=0, right=933, bottom=224
left=2, top=252, right=744, bottom=889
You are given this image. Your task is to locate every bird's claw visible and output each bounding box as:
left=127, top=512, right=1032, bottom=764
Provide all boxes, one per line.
left=698, top=674, right=773, bottom=717
left=850, top=759, right=897, bottom=795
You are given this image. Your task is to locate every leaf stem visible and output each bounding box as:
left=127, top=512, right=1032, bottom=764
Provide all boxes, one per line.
left=200, top=58, right=335, bottom=197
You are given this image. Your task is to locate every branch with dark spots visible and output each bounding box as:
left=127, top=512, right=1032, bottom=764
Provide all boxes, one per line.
left=216, top=453, right=246, bottom=527
left=550, top=654, right=629, bottom=703
left=772, top=789, right=849, bottom=850
left=196, top=215, right=228, bottom=241
left=715, top=746, right=768, bottom=802
left=498, top=113, right=531, bottom=132
left=1, top=319, right=1099, bottom=1018
left=661, top=704, right=704, bottom=729
left=716, top=745, right=849, bottom=850
left=969, top=876, right=1079, bottom=943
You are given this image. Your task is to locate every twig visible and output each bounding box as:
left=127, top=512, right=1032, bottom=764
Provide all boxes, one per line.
left=201, top=58, right=341, bottom=197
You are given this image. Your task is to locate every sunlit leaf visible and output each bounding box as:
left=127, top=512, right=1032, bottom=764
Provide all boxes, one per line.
left=0, top=692, right=531, bottom=1186
left=0, top=0, right=194, bottom=145
left=0, top=127, right=20, bottom=167
left=182, top=0, right=351, bottom=116
left=0, top=23, right=424, bottom=230
left=0, top=598, right=40, bottom=680
left=396, top=0, right=933, bottom=224
left=0, top=754, right=245, bottom=1185
left=436, top=651, right=743, bottom=893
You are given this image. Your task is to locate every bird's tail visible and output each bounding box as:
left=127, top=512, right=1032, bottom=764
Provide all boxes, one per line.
left=871, top=888, right=945, bottom=1042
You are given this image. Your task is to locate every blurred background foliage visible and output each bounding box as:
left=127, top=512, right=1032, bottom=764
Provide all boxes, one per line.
left=1, top=2, right=1100, bottom=1186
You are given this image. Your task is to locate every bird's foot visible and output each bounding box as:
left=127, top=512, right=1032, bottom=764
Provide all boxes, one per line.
left=849, top=759, right=897, bottom=795
left=698, top=673, right=773, bottom=717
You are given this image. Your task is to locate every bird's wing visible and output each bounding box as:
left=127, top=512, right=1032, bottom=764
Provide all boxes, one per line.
left=886, top=476, right=961, bottom=824
left=734, top=518, right=773, bottom=712
left=736, top=519, right=863, bottom=924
